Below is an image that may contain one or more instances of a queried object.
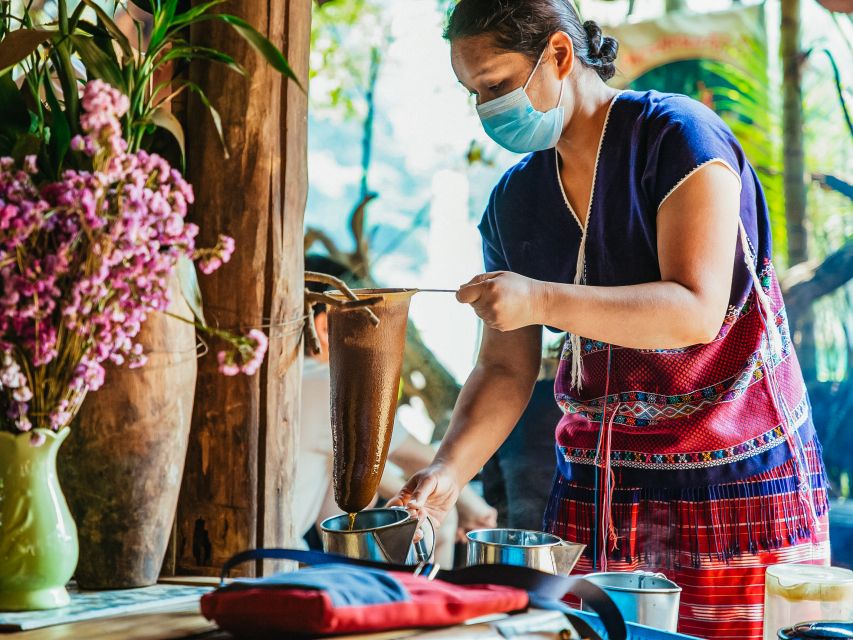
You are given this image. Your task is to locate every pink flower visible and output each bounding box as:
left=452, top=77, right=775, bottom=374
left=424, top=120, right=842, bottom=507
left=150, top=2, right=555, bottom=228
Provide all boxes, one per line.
left=195, top=234, right=235, bottom=275
left=1, top=79, right=261, bottom=435
left=49, top=400, right=73, bottom=430
left=216, top=350, right=241, bottom=376
left=216, top=329, right=268, bottom=376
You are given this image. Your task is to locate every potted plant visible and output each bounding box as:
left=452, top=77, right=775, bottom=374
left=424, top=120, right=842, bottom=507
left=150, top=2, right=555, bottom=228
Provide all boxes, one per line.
left=0, top=0, right=295, bottom=605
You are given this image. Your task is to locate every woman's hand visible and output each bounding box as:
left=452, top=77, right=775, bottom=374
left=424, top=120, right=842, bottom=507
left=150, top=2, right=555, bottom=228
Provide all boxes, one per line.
left=386, top=463, right=461, bottom=527
left=456, top=272, right=546, bottom=331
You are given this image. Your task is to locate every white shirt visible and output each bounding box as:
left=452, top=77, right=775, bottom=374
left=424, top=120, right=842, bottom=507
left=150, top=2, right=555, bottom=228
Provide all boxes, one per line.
left=294, top=358, right=407, bottom=538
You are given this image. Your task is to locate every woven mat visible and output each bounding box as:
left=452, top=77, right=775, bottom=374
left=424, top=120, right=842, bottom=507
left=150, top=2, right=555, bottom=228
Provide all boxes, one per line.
left=0, top=583, right=211, bottom=632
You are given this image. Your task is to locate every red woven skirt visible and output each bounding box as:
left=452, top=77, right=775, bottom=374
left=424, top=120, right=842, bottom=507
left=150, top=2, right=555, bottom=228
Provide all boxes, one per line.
left=544, top=439, right=831, bottom=639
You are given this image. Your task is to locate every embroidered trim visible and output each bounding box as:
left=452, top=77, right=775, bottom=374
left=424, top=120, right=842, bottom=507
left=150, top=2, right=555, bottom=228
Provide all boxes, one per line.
left=559, top=393, right=810, bottom=471
left=554, top=151, right=584, bottom=233
left=557, top=312, right=793, bottom=426
left=561, top=296, right=786, bottom=359
left=557, top=346, right=795, bottom=428
left=657, top=157, right=742, bottom=211
left=562, top=91, right=624, bottom=390
left=560, top=296, right=764, bottom=359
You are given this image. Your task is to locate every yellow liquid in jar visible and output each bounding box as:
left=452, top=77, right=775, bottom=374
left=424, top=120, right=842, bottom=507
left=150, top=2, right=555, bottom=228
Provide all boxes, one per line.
left=347, top=512, right=357, bottom=531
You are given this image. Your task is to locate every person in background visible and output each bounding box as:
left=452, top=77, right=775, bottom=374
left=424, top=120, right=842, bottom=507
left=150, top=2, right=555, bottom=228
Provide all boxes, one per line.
left=296, top=255, right=497, bottom=565
left=481, top=342, right=562, bottom=530
left=376, top=422, right=498, bottom=558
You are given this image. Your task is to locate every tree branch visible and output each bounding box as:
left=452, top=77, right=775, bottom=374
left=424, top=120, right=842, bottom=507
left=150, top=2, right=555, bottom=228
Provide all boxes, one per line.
left=781, top=239, right=853, bottom=311
left=304, top=227, right=347, bottom=265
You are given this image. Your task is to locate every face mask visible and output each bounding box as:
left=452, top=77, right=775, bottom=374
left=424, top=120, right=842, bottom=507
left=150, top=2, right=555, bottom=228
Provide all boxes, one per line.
left=476, top=49, right=565, bottom=154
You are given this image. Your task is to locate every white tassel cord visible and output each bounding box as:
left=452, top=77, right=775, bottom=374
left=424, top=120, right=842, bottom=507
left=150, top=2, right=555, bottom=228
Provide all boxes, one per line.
left=737, top=219, right=820, bottom=534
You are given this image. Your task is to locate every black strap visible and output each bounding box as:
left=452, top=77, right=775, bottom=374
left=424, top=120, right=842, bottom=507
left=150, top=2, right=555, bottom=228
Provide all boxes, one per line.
left=220, top=548, right=627, bottom=640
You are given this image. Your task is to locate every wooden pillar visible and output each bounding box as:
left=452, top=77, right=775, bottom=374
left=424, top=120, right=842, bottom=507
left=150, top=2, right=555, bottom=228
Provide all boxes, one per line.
left=176, top=0, right=310, bottom=577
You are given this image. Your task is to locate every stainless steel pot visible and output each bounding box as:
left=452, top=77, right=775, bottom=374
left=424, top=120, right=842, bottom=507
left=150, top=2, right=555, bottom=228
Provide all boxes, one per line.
left=466, top=529, right=585, bottom=576
left=582, top=571, right=682, bottom=632
left=320, top=507, right=435, bottom=565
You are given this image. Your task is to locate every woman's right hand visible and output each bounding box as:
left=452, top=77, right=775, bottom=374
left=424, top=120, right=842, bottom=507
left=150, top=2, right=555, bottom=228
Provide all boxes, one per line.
left=386, top=463, right=461, bottom=527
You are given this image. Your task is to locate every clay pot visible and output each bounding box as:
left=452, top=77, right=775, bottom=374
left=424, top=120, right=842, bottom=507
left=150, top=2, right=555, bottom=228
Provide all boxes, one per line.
left=327, top=289, right=415, bottom=514
left=59, top=275, right=197, bottom=589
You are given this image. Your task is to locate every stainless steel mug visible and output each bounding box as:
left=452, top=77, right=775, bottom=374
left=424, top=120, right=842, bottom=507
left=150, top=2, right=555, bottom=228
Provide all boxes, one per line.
left=466, top=529, right=585, bottom=576
left=581, top=571, right=682, bottom=632
left=320, top=507, right=435, bottom=565
left=778, top=622, right=853, bottom=639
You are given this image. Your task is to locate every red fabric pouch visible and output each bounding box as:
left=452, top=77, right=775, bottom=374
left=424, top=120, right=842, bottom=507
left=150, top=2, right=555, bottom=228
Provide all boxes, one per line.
left=201, top=566, right=529, bottom=636
left=200, top=548, right=626, bottom=639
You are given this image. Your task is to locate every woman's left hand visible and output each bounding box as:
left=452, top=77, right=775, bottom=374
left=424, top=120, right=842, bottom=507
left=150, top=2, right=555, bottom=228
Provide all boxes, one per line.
left=456, top=271, right=544, bottom=331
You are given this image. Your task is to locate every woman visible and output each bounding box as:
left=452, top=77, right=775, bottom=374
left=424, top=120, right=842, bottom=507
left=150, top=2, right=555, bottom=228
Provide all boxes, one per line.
left=389, top=1, right=830, bottom=638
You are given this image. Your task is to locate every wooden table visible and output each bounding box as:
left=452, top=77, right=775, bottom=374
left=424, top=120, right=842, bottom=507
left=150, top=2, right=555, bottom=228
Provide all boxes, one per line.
left=9, top=605, right=571, bottom=640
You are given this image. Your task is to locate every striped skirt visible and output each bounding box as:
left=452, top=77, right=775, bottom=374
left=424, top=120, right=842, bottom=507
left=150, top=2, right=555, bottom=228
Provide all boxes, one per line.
left=544, top=439, right=831, bottom=639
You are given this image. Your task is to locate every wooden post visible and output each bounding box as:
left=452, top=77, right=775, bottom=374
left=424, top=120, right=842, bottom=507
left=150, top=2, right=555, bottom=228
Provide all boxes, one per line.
left=780, top=0, right=816, bottom=379
left=175, top=0, right=310, bottom=577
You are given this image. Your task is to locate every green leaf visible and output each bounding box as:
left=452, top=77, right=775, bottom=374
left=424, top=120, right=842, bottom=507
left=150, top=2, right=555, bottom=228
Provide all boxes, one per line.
left=43, top=80, right=70, bottom=176
left=170, top=0, right=227, bottom=30
left=149, top=0, right=180, bottom=53
left=79, top=0, right=134, bottom=60
left=74, top=20, right=121, bottom=67
left=70, top=34, right=126, bottom=90
left=0, top=29, right=54, bottom=75
left=10, top=132, right=42, bottom=164
left=0, top=73, right=30, bottom=132
left=69, top=1, right=88, bottom=32
left=217, top=14, right=302, bottom=91
left=177, top=255, right=206, bottom=325
left=149, top=106, right=185, bottom=164
left=182, top=80, right=228, bottom=159
left=160, top=45, right=245, bottom=75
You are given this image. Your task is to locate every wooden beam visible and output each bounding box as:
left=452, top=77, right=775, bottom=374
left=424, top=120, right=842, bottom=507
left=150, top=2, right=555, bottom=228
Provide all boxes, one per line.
left=176, top=0, right=310, bottom=577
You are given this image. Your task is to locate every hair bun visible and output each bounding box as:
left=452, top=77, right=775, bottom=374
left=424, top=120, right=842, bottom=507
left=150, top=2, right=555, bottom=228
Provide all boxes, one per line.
left=583, top=20, right=603, bottom=58
left=583, top=19, right=618, bottom=80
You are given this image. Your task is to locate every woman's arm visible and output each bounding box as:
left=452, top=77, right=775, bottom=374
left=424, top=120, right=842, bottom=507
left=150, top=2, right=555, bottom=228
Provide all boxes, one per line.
left=388, top=324, right=541, bottom=524
left=459, top=162, right=741, bottom=349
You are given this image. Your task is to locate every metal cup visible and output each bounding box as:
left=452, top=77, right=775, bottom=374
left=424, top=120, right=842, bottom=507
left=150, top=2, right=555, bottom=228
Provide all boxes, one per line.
left=320, top=507, right=436, bottom=565
left=581, top=571, right=682, bottom=632
left=465, top=528, right=585, bottom=576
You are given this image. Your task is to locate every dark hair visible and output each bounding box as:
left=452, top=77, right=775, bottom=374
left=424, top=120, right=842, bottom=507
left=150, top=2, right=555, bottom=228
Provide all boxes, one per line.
left=444, top=0, right=618, bottom=82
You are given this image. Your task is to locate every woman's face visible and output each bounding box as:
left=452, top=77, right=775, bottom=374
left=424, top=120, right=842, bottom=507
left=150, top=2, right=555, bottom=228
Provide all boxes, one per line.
left=450, top=33, right=570, bottom=111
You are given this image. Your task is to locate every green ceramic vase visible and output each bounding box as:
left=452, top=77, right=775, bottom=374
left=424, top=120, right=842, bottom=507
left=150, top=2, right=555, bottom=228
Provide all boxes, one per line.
left=0, top=428, right=78, bottom=610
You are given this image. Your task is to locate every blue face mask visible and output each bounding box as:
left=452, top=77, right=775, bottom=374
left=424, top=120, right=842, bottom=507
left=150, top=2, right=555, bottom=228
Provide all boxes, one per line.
left=476, top=50, right=565, bottom=154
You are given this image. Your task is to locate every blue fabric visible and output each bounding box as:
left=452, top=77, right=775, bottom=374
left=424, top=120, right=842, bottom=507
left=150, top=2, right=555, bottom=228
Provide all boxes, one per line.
left=227, top=564, right=410, bottom=607
left=552, top=606, right=703, bottom=640
left=478, top=90, right=770, bottom=325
